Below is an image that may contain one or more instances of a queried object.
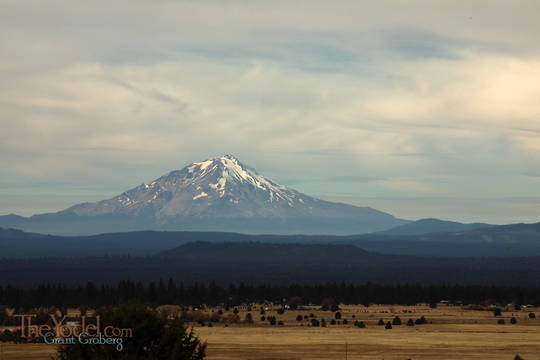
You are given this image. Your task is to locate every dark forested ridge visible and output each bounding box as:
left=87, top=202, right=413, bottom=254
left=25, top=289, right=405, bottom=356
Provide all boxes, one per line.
left=1, top=280, right=540, bottom=309
left=3, top=242, right=540, bottom=287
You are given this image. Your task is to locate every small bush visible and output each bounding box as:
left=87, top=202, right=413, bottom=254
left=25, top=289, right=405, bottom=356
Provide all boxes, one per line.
left=528, top=312, right=536, bottom=319
left=510, top=317, right=517, bottom=324
left=392, top=316, right=402, bottom=326
left=493, top=308, right=502, bottom=317
left=357, top=321, right=366, bottom=328
left=335, top=312, right=342, bottom=320
left=296, top=315, right=303, bottom=321
left=385, top=322, right=392, bottom=329
left=407, top=319, right=414, bottom=326
left=311, top=319, right=320, bottom=327
left=497, top=319, right=505, bottom=325
left=378, top=319, right=385, bottom=326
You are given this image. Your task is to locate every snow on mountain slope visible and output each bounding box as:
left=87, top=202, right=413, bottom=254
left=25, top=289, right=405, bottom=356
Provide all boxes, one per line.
left=67, top=155, right=315, bottom=217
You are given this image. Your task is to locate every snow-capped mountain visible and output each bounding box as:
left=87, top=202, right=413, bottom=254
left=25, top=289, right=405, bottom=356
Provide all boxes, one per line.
left=0, top=155, right=409, bottom=235
left=67, top=155, right=314, bottom=218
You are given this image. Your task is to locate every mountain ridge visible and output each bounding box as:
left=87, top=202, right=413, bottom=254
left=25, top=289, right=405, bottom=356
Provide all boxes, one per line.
left=378, top=218, right=495, bottom=236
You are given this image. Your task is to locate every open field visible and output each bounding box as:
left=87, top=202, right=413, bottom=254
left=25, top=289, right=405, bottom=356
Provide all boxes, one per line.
left=2, top=304, right=540, bottom=359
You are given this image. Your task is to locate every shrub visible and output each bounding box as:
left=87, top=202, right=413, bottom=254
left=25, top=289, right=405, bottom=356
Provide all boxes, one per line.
left=378, top=319, right=385, bottom=326
left=335, top=312, right=342, bottom=320
left=320, top=297, right=335, bottom=311
left=385, top=322, right=392, bottom=329
left=510, top=317, right=517, bottom=324
left=515, top=355, right=524, bottom=360
left=493, top=308, right=502, bottom=317
left=321, top=319, right=327, bottom=327
left=392, top=316, right=402, bottom=326
left=245, top=313, right=253, bottom=324
left=415, top=316, right=427, bottom=325
left=260, top=308, right=265, bottom=315
left=357, top=321, right=366, bottom=328
left=407, top=319, right=415, bottom=326
left=529, top=312, right=536, bottom=319
left=497, top=319, right=505, bottom=324
left=343, top=319, right=348, bottom=325
left=278, top=320, right=284, bottom=326
left=287, top=296, right=303, bottom=310
left=311, top=319, right=320, bottom=327
left=260, top=316, right=266, bottom=321
left=429, top=302, right=437, bottom=309
left=330, top=304, right=340, bottom=312
left=296, top=315, right=303, bottom=321
left=233, top=308, right=239, bottom=315
left=277, top=308, right=285, bottom=315
left=330, top=319, right=336, bottom=325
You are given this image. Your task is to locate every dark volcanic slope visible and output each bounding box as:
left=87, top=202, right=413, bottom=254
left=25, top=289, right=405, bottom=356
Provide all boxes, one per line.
left=157, top=242, right=371, bottom=262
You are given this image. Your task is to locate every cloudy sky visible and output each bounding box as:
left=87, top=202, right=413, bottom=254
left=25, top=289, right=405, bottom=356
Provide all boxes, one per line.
left=1, top=0, right=540, bottom=224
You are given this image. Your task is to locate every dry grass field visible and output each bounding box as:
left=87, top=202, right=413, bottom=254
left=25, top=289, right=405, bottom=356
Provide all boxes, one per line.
left=2, top=304, right=540, bottom=359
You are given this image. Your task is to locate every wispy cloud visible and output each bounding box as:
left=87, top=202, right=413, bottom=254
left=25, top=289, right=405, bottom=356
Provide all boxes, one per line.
left=1, top=0, right=540, bottom=222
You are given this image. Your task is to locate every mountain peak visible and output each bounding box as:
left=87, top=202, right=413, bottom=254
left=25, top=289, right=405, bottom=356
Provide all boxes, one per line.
left=50, top=155, right=409, bottom=234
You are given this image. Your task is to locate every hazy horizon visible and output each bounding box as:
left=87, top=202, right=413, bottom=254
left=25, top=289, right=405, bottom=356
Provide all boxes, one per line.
left=2, top=1, right=540, bottom=224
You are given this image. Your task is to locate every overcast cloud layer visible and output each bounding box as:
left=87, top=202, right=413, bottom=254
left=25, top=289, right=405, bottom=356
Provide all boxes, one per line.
left=1, top=0, right=540, bottom=223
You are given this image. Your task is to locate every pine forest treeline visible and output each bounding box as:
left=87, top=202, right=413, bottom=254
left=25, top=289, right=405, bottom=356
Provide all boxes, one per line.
left=2, top=280, right=540, bottom=309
